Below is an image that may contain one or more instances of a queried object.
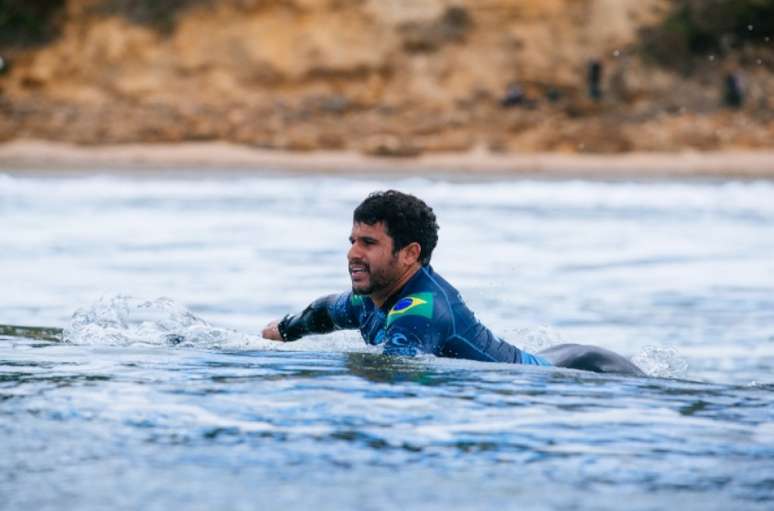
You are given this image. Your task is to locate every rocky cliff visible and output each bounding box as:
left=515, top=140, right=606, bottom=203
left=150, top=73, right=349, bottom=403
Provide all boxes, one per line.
left=1, top=0, right=772, bottom=154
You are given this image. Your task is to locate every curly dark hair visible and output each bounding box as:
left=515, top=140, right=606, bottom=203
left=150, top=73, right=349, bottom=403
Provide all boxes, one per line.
left=353, top=190, right=439, bottom=265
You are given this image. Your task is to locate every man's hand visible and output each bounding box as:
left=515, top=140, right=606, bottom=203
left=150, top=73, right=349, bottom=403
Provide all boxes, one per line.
left=262, top=320, right=283, bottom=341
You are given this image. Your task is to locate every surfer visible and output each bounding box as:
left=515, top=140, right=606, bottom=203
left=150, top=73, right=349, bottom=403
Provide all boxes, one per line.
left=262, top=190, right=644, bottom=376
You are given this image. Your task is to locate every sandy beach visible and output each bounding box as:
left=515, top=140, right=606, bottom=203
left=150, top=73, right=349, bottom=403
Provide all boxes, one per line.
left=1, top=140, right=774, bottom=179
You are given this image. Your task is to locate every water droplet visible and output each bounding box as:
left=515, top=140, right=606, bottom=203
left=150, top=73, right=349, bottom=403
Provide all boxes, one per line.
left=748, top=25, right=754, bottom=31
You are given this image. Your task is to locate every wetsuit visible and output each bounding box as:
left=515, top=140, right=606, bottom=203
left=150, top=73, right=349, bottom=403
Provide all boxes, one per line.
left=278, top=265, right=551, bottom=366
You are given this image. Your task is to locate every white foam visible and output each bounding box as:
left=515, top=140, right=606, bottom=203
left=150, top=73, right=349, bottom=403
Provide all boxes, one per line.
left=65, top=295, right=258, bottom=348
left=632, top=345, right=689, bottom=379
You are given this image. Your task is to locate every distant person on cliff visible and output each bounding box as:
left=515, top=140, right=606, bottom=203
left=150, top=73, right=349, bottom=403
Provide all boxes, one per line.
left=262, top=191, right=644, bottom=376
left=723, top=72, right=745, bottom=108
left=587, top=59, right=603, bottom=101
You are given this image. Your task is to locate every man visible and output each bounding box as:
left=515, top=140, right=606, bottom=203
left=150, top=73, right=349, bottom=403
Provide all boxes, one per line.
left=263, top=190, right=644, bottom=376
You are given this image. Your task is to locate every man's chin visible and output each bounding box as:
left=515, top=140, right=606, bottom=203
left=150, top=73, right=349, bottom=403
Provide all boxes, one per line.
left=351, top=279, right=373, bottom=295
left=351, top=284, right=372, bottom=295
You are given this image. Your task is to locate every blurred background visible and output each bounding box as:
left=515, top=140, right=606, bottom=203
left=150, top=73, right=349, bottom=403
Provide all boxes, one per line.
left=0, top=0, right=772, bottom=155
left=3, top=6, right=774, bottom=508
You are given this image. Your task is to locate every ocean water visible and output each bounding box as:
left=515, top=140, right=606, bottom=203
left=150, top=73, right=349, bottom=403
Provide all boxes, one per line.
left=1, top=172, right=773, bottom=510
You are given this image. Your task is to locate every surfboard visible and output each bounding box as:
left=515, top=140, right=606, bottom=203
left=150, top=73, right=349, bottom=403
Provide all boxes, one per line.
left=0, top=324, right=63, bottom=342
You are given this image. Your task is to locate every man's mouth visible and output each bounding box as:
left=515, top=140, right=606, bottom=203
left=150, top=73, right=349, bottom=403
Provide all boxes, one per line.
left=349, top=263, right=369, bottom=277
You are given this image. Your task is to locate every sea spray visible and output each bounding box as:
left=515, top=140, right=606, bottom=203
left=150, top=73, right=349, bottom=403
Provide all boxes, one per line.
left=65, top=295, right=257, bottom=348
left=503, top=325, right=566, bottom=353
left=632, top=345, right=689, bottom=379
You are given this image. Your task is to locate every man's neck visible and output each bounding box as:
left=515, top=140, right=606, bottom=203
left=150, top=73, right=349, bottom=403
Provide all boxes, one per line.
left=370, top=263, right=422, bottom=308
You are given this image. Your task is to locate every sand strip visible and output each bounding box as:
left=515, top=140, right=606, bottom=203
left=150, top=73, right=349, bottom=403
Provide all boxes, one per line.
left=1, top=140, right=773, bottom=179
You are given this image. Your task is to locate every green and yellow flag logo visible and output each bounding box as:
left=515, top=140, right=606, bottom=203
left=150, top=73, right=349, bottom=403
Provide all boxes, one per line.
left=386, top=292, right=434, bottom=326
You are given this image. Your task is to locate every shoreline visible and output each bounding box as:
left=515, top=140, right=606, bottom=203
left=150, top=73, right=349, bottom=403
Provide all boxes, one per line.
left=2, top=139, right=774, bottom=180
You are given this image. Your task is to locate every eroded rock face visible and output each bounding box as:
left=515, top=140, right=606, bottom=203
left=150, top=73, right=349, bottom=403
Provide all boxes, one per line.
left=0, top=0, right=772, bottom=153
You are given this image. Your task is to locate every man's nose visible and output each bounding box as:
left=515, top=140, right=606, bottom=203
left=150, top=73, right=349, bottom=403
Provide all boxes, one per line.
left=348, top=243, right=362, bottom=261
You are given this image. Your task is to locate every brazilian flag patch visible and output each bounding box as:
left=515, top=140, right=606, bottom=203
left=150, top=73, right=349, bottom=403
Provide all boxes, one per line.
left=386, top=292, right=434, bottom=326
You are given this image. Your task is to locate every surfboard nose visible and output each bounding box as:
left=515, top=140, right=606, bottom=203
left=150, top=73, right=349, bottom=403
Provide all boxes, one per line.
left=0, top=324, right=64, bottom=342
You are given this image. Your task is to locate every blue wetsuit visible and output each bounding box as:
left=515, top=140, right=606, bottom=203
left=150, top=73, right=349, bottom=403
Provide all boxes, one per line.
left=278, top=265, right=551, bottom=366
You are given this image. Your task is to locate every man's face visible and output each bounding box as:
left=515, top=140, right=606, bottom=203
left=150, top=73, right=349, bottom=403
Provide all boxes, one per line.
left=348, top=222, right=402, bottom=295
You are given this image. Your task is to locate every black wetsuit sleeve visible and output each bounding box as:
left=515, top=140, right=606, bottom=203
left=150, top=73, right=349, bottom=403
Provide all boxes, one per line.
left=277, top=292, right=361, bottom=342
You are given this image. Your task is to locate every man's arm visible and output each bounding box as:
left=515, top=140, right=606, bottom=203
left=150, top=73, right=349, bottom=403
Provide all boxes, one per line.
left=262, top=292, right=362, bottom=342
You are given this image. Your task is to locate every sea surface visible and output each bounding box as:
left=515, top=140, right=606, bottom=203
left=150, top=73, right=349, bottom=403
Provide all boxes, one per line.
left=1, top=172, right=773, bottom=510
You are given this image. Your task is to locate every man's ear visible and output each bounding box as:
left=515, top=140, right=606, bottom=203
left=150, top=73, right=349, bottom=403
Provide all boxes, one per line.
left=402, top=242, right=422, bottom=265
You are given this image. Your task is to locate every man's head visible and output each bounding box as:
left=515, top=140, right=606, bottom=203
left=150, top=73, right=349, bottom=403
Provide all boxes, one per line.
left=348, top=191, right=439, bottom=296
